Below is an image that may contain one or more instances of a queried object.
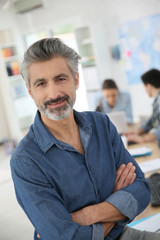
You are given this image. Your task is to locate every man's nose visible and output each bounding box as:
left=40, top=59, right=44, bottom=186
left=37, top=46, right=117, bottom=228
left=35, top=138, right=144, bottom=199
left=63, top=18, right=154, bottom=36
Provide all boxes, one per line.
left=47, top=82, right=60, bottom=99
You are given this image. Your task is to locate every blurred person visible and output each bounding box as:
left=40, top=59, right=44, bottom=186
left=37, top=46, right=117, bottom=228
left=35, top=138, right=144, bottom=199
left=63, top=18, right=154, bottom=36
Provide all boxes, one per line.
left=95, top=79, right=133, bottom=124
left=126, top=69, right=160, bottom=146
left=10, top=38, right=160, bottom=240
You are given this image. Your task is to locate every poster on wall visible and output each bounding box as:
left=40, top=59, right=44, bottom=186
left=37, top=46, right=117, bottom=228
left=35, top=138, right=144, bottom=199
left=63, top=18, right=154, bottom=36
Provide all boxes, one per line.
left=119, top=14, right=160, bottom=85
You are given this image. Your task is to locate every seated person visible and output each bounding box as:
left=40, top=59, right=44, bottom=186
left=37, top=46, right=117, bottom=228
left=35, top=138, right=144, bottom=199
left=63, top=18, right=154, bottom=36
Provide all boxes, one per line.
left=95, top=79, right=133, bottom=124
left=126, top=69, right=160, bottom=146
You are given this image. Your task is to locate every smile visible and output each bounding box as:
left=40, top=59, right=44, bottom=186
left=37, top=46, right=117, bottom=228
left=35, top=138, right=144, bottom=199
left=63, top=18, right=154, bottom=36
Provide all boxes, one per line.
left=47, top=99, right=67, bottom=108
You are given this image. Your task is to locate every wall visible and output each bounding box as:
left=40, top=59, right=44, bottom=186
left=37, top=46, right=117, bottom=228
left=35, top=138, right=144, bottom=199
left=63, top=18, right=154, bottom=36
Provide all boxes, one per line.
left=0, top=88, right=9, bottom=142
left=0, top=9, right=24, bottom=141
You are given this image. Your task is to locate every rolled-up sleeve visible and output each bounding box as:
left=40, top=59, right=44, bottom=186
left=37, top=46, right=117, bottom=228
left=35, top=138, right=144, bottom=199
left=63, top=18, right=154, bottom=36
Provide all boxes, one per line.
left=106, top=191, right=138, bottom=224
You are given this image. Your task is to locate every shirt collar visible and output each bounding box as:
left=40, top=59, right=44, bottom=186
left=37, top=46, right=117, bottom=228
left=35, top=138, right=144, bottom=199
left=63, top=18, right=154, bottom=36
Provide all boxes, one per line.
left=33, top=110, right=93, bottom=153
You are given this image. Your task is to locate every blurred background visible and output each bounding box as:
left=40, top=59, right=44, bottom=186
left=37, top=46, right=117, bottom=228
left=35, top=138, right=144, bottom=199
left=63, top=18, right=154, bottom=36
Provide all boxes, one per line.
left=0, top=0, right=160, bottom=239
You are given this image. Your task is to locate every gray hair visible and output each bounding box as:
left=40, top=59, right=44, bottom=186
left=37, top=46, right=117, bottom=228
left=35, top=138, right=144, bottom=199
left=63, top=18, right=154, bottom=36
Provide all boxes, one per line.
left=20, top=38, right=81, bottom=86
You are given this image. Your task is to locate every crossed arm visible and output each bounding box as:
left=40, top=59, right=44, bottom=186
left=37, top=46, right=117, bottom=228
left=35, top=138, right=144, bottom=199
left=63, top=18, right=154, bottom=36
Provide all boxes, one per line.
left=71, top=162, right=136, bottom=237
left=37, top=162, right=136, bottom=239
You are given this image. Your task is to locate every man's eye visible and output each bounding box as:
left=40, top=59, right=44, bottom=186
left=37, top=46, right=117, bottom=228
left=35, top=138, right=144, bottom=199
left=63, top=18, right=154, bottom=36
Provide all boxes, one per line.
left=58, top=78, right=65, bottom=81
left=37, top=82, right=45, bottom=87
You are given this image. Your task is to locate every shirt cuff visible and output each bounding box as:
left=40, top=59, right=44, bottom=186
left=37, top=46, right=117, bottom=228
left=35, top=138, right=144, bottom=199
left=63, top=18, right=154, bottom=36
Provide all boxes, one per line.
left=92, top=223, right=104, bottom=240
left=106, top=190, right=138, bottom=222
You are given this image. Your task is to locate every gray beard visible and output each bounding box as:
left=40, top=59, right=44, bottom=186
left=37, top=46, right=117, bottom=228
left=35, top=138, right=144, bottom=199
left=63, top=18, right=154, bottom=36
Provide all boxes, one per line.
left=38, top=95, right=76, bottom=121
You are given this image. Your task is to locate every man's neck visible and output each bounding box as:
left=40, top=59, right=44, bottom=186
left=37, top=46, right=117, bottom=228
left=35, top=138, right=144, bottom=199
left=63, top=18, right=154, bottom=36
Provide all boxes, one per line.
left=41, top=111, right=84, bottom=155
left=41, top=111, right=78, bottom=142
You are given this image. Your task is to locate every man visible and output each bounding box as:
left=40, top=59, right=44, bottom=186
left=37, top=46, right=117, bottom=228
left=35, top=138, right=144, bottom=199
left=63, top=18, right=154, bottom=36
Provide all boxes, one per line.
left=126, top=69, right=160, bottom=147
left=10, top=38, right=159, bottom=240
left=95, top=79, right=133, bottom=124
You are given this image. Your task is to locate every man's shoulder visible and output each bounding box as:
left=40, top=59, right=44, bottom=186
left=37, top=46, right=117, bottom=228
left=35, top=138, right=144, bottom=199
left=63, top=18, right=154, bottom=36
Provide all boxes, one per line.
left=80, top=110, right=105, bottom=117
left=78, top=110, right=109, bottom=125
left=11, top=126, right=36, bottom=162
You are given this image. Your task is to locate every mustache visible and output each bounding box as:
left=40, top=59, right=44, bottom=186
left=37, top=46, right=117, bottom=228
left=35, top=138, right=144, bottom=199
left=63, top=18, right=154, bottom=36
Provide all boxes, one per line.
left=44, top=95, right=69, bottom=106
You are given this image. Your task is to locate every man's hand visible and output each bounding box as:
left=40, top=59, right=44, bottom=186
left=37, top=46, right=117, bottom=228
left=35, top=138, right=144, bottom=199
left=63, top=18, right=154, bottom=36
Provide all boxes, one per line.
left=114, top=162, right=136, bottom=192
left=126, top=132, right=156, bottom=144
left=126, top=133, right=143, bottom=143
left=102, top=222, right=116, bottom=237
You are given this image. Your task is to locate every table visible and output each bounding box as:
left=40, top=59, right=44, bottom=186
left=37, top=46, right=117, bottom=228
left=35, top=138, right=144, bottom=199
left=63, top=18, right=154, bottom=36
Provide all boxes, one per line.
left=127, top=140, right=160, bottom=221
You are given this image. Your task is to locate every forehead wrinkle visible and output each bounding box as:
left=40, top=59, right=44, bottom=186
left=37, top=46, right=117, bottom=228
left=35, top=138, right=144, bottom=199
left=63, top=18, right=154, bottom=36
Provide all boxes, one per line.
left=54, top=73, right=69, bottom=79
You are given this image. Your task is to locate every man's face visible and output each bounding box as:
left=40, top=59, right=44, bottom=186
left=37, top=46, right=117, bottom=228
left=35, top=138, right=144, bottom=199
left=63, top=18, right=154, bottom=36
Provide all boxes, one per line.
left=102, top=88, right=118, bottom=108
left=26, top=56, right=79, bottom=121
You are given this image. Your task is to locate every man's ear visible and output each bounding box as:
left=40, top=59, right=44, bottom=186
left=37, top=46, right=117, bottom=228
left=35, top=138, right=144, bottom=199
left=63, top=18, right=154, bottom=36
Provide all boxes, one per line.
left=146, top=83, right=153, bottom=91
left=75, top=73, right=79, bottom=90
left=25, top=83, right=32, bottom=98
left=148, top=83, right=152, bottom=88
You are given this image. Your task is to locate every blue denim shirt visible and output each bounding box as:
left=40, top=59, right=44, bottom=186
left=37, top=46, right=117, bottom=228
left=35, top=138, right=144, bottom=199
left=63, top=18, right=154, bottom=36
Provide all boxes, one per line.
left=94, top=91, right=133, bottom=124
left=141, top=90, right=160, bottom=146
left=10, top=110, right=150, bottom=240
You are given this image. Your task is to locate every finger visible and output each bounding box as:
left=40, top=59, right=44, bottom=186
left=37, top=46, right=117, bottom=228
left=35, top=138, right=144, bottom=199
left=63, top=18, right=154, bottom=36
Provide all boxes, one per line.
left=102, top=221, right=115, bottom=237
left=37, top=234, right=40, bottom=239
left=114, top=162, right=136, bottom=192
left=123, top=165, right=136, bottom=187
left=115, top=164, right=126, bottom=183
left=129, top=172, right=136, bottom=185
left=114, top=164, right=128, bottom=191
left=117, top=162, right=135, bottom=187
